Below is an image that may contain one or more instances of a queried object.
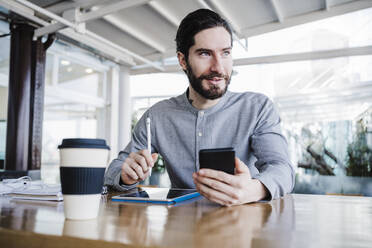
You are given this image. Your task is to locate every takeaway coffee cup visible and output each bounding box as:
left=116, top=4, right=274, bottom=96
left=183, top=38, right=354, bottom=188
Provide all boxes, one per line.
left=58, top=138, right=110, bottom=220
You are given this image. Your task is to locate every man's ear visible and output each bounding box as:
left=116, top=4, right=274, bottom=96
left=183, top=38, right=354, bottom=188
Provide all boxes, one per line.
left=177, top=52, right=187, bottom=71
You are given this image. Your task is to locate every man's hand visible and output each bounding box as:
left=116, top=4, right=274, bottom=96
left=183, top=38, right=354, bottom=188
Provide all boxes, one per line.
left=121, top=150, right=159, bottom=185
left=192, top=158, right=268, bottom=206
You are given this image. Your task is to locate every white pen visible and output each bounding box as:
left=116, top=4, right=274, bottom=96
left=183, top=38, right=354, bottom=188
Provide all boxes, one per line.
left=146, top=117, right=152, bottom=176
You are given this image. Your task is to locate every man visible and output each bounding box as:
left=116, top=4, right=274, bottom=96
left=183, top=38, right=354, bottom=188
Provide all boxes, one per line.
left=104, top=9, right=294, bottom=206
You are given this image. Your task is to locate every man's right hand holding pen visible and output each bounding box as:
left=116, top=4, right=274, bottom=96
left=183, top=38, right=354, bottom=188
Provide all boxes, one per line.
left=121, top=150, right=159, bottom=185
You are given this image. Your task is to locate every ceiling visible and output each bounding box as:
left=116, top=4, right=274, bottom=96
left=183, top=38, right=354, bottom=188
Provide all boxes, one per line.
left=1, top=0, right=372, bottom=73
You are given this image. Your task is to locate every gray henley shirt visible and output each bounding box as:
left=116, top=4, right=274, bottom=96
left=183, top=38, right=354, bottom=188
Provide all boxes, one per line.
left=104, top=90, right=295, bottom=200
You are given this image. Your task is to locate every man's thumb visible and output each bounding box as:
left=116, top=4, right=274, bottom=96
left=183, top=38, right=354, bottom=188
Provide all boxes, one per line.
left=234, top=158, right=251, bottom=176
left=151, top=153, right=159, bottom=163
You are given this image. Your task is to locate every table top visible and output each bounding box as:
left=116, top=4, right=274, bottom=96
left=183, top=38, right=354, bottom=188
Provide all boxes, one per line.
left=1, top=192, right=372, bottom=248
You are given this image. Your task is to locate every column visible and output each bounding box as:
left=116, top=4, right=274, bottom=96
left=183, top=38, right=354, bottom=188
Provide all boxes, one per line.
left=4, top=22, right=53, bottom=176
left=105, top=67, right=119, bottom=160
left=118, top=66, right=132, bottom=152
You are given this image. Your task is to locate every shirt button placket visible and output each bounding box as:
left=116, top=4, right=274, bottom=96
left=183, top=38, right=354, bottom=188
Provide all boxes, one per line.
left=197, top=111, right=204, bottom=138
left=195, top=111, right=204, bottom=170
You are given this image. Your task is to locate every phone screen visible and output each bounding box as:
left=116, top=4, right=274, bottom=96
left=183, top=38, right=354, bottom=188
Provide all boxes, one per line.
left=199, top=148, right=235, bottom=174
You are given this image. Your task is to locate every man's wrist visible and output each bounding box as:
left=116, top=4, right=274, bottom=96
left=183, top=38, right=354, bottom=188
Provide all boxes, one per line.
left=119, top=174, right=138, bottom=187
left=119, top=175, right=125, bottom=186
left=119, top=175, right=132, bottom=186
left=252, top=179, right=269, bottom=201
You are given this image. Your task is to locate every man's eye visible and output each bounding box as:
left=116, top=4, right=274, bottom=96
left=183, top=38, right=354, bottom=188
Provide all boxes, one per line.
left=199, top=51, right=210, bottom=56
left=223, top=51, right=231, bottom=56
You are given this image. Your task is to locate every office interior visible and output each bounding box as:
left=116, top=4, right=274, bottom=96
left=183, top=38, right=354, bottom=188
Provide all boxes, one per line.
left=0, top=0, right=372, bottom=195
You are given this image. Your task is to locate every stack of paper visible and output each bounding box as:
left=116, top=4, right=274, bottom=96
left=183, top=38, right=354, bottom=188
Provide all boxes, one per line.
left=1, top=177, right=63, bottom=201
left=9, top=184, right=63, bottom=201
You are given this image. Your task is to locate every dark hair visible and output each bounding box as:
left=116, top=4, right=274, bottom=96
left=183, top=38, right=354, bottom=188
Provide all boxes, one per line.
left=175, top=9, right=233, bottom=60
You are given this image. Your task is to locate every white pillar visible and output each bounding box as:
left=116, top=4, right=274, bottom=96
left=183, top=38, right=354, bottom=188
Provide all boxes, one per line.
left=118, top=65, right=132, bottom=152
left=103, top=67, right=119, bottom=161
left=96, top=72, right=107, bottom=140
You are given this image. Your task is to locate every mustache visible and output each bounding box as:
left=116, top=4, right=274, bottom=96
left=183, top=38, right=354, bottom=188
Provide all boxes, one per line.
left=198, top=72, right=229, bottom=81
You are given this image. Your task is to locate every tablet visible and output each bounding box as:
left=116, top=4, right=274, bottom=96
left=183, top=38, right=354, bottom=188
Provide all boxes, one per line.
left=111, top=187, right=201, bottom=204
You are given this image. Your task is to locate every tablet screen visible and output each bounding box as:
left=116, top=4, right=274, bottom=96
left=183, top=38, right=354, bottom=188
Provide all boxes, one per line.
left=117, top=188, right=197, bottom=200
left=112, top=187, right=199, bottom=201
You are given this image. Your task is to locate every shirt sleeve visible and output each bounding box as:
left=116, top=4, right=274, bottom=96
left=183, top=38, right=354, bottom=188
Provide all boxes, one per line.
left=104, top=111, right=154, bottom=191
left=250, top=97, right=295, bottom=200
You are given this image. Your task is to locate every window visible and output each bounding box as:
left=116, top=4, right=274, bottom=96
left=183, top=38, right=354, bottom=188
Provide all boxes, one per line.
left=232, top=7, right=372, bottom=58
left=230, top=7, right=372, bottom=195
left=41, top=41, right=109, bottom=183
left=131, top=73, right=188, bottom=122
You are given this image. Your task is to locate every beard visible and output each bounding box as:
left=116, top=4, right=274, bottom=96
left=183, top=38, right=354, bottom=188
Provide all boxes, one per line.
left=185, top=62, right=231, bottom=100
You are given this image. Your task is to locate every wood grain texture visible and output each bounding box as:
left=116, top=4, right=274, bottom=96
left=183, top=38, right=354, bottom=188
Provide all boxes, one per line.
left=1, top=193, right=372, bottom=248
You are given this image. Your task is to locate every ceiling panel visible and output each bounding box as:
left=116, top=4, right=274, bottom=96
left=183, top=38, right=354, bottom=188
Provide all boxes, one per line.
left=113, top=4, right=176, bottom=52
left=157, top=0, right=202, bottom=23
left=86, top=19, right=156, bottom=61
left=213, top=0, right=277, bottom=29
left=280, top=0, right=324, bottom=18
left=329, top=0, right=358, bottom=7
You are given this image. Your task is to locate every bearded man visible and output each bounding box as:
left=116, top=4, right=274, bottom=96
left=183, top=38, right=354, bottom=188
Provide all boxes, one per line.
left=104, top=9, right=294, bottom=206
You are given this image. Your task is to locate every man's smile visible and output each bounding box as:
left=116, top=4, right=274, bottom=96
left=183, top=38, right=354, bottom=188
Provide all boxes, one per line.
left=206, top=77, right=224, bottom=85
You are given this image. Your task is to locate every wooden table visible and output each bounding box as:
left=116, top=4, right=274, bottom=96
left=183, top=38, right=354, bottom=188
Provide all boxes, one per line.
left=1, top=193, right=372, bottom=248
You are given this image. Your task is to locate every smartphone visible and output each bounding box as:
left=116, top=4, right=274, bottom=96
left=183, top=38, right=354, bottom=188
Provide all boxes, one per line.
left=199, top=147, right=235, bottom=175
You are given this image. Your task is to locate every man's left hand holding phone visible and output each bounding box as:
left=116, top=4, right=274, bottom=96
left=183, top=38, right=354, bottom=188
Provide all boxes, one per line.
left=193, top=148, right=269, bottom=206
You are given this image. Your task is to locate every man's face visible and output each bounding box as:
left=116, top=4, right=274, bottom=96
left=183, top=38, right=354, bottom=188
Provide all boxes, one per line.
left=178, top=27, right=233, bottom=100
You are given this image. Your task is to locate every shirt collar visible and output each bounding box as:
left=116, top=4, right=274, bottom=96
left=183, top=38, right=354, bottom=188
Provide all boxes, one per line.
left=181, top=87, right=231, bottom=115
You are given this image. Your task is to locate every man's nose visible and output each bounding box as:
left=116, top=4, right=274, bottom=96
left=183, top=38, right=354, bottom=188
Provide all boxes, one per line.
left=210, top=55, right=224, bottom=74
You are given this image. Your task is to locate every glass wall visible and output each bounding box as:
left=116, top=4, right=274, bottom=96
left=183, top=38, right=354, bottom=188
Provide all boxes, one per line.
left=236, top=8, right=372, bottom=196
left=231, top=54, right=372, bottom=195
left=0, top=20, right=9, bottom=170
left=232, top=7, right=372, bottom=58
left=41, top=41, right=109, bottom=183
left=131, top=73, right=188, bottom=122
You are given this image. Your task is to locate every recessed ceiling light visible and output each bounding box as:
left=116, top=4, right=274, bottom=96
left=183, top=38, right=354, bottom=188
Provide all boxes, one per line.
left=85, top=68, right=93, bottom=73
left=61, top=60, right=70, bottom=66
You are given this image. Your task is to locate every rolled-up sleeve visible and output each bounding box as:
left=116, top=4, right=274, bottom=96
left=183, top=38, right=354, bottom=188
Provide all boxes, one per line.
left=251, top=98, right=295, bottom=200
